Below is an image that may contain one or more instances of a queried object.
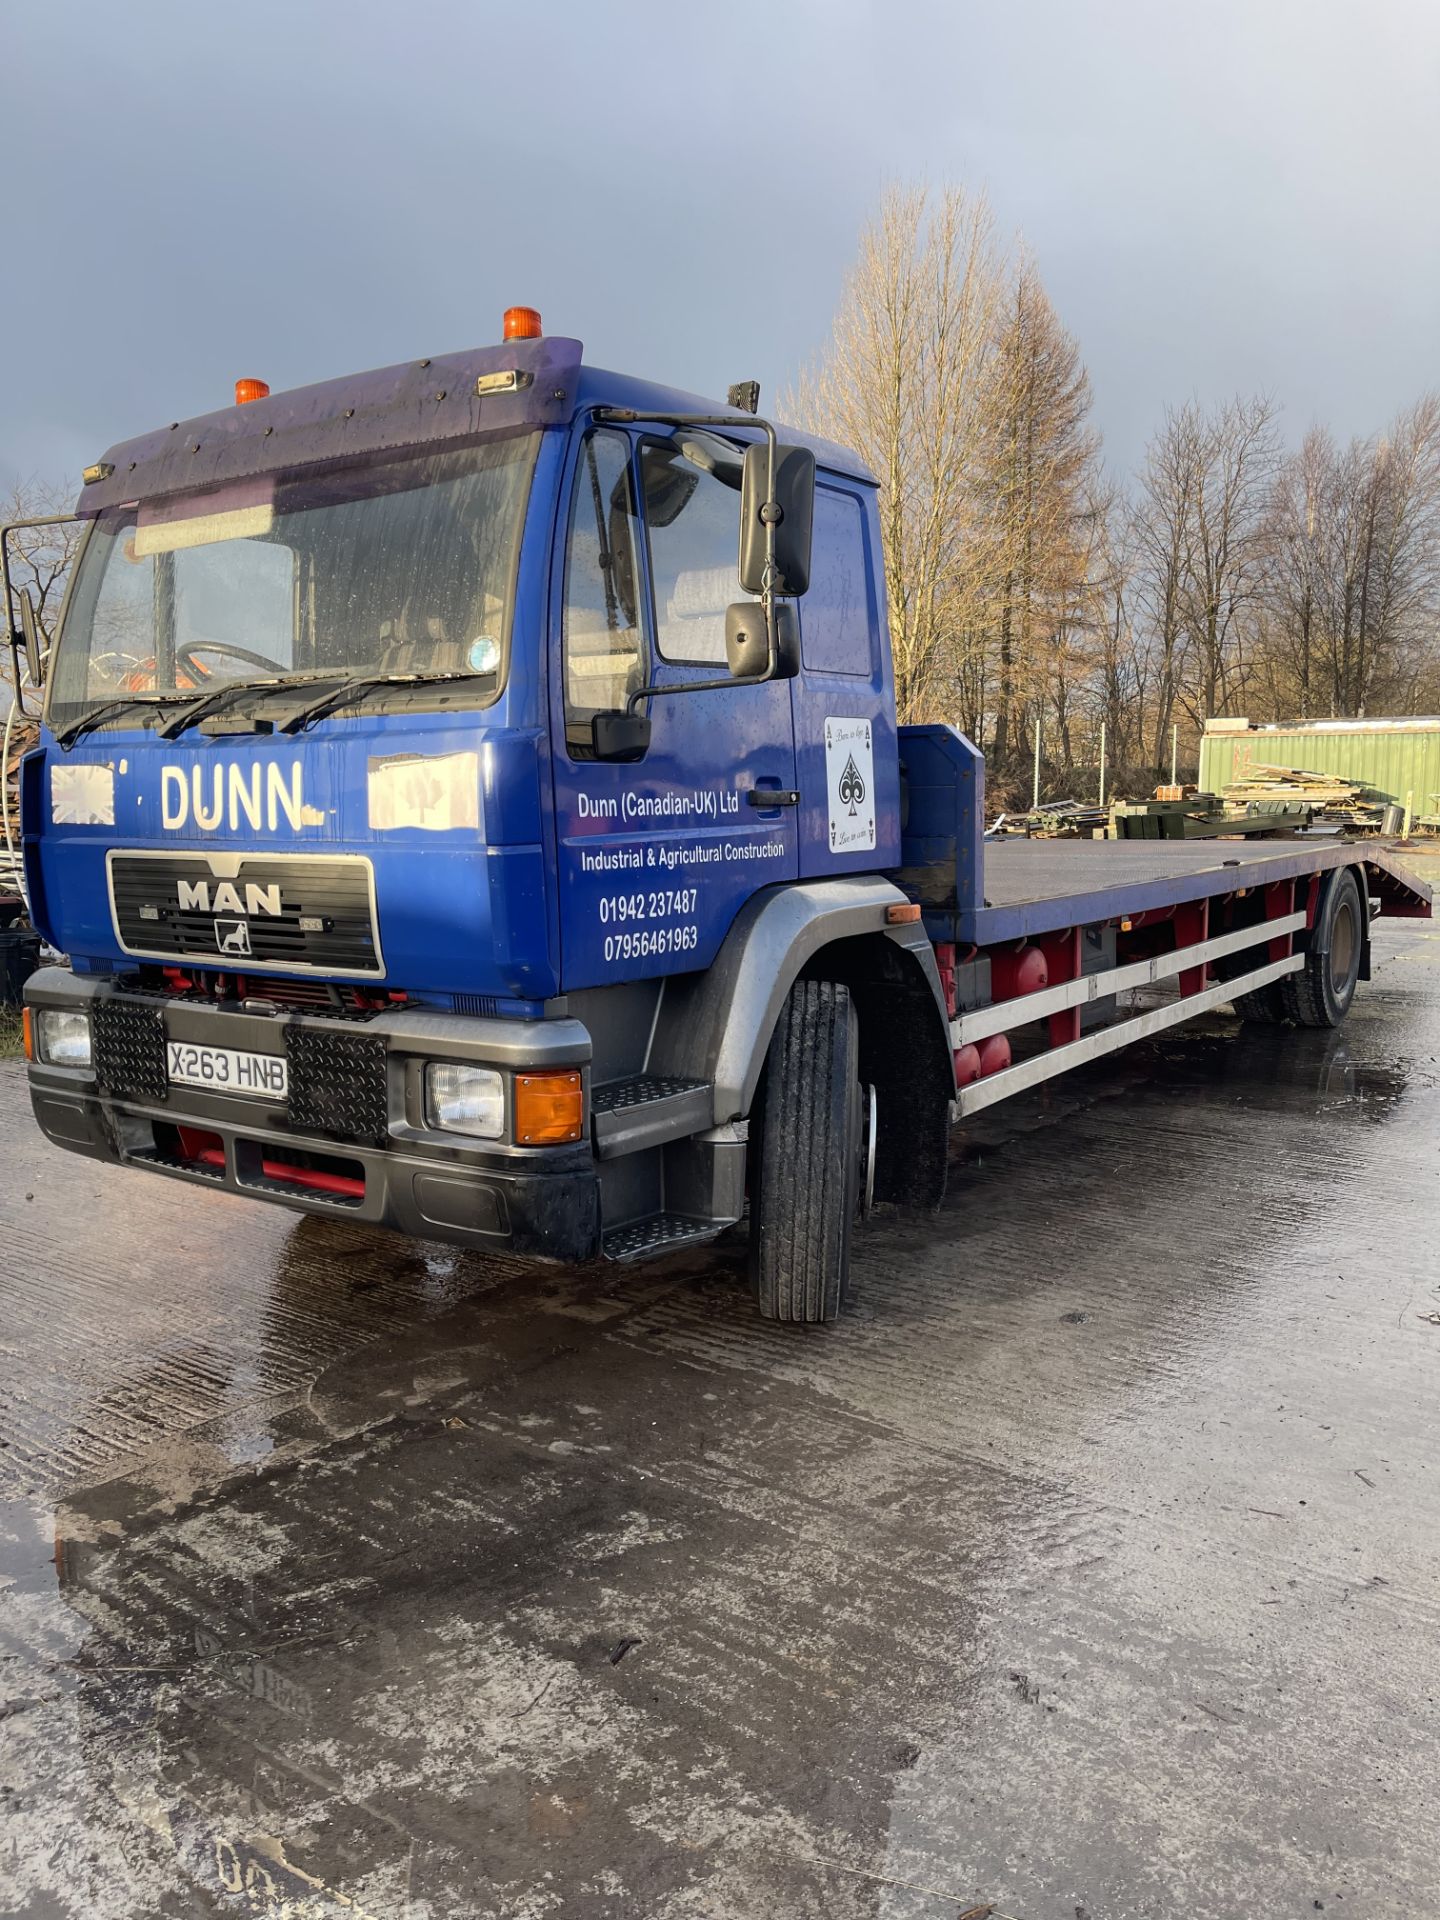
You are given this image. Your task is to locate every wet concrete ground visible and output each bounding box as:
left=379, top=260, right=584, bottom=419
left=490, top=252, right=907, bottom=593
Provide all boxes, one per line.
left=3, top=906, right=1440, bottom=1919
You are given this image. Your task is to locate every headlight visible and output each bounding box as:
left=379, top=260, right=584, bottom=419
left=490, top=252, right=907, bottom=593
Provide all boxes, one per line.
left=426, top=1063, right=504, bottom=1138
left=36, top=1008, right=92, bottom=1068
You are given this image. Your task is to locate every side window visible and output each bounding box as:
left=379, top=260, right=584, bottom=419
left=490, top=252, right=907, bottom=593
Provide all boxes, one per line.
left=641, top=438, right=744, bottom=665
left=563, top=430, right=644, bottom=753
left=801, top=488, right=875, bottom=676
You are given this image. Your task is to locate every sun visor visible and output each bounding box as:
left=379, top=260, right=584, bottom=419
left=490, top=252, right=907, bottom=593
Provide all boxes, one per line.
left=135, top=479, right=277, bottom=555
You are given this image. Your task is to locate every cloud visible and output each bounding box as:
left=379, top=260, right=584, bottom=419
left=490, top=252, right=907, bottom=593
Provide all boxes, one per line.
left=5, top=0, right=1437, bottom=484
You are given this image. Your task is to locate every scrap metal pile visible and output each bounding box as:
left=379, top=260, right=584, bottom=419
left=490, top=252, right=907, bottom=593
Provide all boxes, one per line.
left=987, top=800, right=1110, bottom=838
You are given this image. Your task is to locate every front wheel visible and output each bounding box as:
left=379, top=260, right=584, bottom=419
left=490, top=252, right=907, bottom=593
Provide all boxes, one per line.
left=748, top=979, right=861, bottom=1324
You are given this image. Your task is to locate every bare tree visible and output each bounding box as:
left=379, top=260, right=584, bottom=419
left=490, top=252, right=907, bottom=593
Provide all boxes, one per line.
left=1132, top=406, right=1200, bottom=769
left=785, top=184, right=1003, bottom=723
left=1034, top=472, right=1124, bottom=780
left=1093, top=495, right=1147, bottom=773
left=980, top=257, right=1100, bottom=767
left=1179, top=395, right=1279, bottom=726
left=1257, top=397, right=1440, bottom=718
left=789, top=185, right=1440, bottom=765
left=1346, top=397, right=1440, bottom=713
left=2, top=477, right=84, bottom=701
left=1131, top=396, right=1277, bottom=766
left=1262, top=426, right=1332, bottom=715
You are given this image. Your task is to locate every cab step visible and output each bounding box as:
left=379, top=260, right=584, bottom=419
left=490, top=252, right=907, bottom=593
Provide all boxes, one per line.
left=602, top=1212, right=728, bottom=1263
left=591, top=1074, right=712, bottom=1160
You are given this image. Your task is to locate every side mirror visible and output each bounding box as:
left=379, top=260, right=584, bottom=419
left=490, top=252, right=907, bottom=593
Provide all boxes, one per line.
left=592, top=711, right=651, bottom=762
left=725, top=602, right=799, bottom=682
left=738, top=443, right=815, bottom=597
left=17, top=587, right=44, bottom=686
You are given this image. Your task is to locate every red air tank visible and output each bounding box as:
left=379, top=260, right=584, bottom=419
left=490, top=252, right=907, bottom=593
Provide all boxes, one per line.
left=953, top=1044, right=983, bottom=1086
left=989, top=943, right=1048, bottom=1000
left=976, top=1033, right=1012, bottom=1076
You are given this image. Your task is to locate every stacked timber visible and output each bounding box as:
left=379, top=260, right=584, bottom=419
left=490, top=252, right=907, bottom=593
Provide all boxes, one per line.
left=1220, top=762, right=1386, bottom=829
left=2, top=712, right=36, bottom=898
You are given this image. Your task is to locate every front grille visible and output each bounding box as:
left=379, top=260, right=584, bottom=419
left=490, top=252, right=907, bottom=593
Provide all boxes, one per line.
left=92, top=996, right=169, bottom=1101
left=108, top=852, right=382, bottom=977
left=285, top=1026, right=389, bottom=1146
left=239, top=978, right=382, bottom=1015
left=132, top=965, right=395, bottom=1018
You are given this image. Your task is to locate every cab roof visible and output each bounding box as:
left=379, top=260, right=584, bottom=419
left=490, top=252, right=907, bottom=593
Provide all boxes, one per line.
left=76, top=336, right=875, bottom=514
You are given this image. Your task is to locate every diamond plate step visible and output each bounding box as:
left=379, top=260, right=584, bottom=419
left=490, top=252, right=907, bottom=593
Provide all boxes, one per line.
left=591, top=1075, right=713, bottom=1160
left=601, top=1212, right=727, bottom=1263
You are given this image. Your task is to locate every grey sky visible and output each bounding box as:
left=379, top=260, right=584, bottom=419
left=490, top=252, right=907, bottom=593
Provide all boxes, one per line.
left=6, top=0, right=1438, bottom=495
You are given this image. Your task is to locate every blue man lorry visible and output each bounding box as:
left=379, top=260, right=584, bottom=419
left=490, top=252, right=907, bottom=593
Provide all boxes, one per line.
left=9, top=311, right=1432, bottom=1321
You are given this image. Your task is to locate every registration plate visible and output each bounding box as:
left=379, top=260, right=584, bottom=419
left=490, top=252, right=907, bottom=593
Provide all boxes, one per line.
left=166, top=1040, right=288, bottom=1101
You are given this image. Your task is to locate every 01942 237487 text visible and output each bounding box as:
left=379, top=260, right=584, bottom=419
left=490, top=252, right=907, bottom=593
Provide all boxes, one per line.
left=597, top=888, right=699, bottom=925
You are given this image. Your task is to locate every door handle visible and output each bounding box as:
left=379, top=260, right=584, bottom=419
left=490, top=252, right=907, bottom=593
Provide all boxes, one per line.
left=746, top=789, right=799, bottom=808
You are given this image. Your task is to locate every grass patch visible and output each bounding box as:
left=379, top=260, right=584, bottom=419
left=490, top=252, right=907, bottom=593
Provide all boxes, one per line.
left=0, top=1008, right=25, bottom=1058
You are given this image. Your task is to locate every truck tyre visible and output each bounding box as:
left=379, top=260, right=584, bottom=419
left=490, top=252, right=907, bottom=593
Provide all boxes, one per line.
left=1215, top=944, right=1285, bottom=1022
left=1280, top=867, right=1363, bottom=1028
left=749, top=979, right=861, bottom=1324
left=1232, top=980, right=1287, bottom=1023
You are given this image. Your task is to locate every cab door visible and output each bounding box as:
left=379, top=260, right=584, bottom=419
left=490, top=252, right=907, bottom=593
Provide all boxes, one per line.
left=548, top=425, right=798, bottom=993
left=789, top=481, right=901, bottom=878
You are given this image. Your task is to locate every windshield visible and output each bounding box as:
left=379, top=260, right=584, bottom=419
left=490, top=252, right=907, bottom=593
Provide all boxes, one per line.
left=47, top=434, right=539, bottom=729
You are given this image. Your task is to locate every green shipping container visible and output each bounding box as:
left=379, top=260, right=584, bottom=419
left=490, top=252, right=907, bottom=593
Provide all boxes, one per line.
left=1199, top=718, right=1440, bottom=816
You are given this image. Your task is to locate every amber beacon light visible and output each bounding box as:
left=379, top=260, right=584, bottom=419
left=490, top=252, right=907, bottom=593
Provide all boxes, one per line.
left=502, top=306, right=543, bottom=342
left=234, top=378, right=271, bottom=405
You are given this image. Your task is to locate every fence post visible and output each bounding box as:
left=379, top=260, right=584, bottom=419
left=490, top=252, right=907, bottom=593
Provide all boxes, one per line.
left=1033, top=712, right=1042, bottom=811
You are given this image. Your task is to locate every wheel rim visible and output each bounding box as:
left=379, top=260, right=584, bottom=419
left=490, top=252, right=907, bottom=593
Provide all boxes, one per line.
left=860, top=1084, right=877, bottom=1217
left=1330, top=898, right=1357, bottom=995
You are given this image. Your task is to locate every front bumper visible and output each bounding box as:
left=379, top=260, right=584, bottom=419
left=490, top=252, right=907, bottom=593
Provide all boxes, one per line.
left=23, top=969, right=600, bottom=1261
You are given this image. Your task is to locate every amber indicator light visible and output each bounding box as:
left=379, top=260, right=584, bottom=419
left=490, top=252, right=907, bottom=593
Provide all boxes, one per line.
left=513, top=1069, right=584, bottom=1145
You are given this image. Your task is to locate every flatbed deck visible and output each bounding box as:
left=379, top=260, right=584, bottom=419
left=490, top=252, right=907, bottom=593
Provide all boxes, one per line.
left=958, top=836, right=1432, bottom=943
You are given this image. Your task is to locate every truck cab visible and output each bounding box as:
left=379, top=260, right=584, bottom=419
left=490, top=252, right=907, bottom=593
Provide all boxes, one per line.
left=17, top=317, right=953, bottom=1307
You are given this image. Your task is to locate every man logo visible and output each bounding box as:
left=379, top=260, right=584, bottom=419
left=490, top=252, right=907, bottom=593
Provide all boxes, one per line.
left=215, top=919, right=253, bottom=957
left=178, top=879, right=282, bottom=917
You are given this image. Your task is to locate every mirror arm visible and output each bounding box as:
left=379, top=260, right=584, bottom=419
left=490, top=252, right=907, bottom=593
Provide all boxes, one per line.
left=592, top=407, right=785, bottom=695
left=624, top=661, right=773, bottom=715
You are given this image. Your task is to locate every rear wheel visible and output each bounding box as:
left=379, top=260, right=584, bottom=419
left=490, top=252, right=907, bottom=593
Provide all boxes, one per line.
left=1232, top=979, right=1288, bottom=1024
left=1281, top=867, right=1363, bottom=1028
left=748, top=979, right=861, bottom=1324
left=1217, top=942, right=1287, bottom=1023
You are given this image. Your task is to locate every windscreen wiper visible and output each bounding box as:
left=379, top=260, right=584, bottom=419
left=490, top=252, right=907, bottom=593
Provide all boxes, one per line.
left=154, top=671, right=350, bottom=740
left=54, top=694, right=186, bottom=750
left=276, top=670, right=489, bottom=735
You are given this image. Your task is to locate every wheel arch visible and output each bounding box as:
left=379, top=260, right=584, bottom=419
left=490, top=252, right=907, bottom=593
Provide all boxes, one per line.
left=1310, top=861, right=1371, bottom=980
left=649, top=877, right=954, bottom=1209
